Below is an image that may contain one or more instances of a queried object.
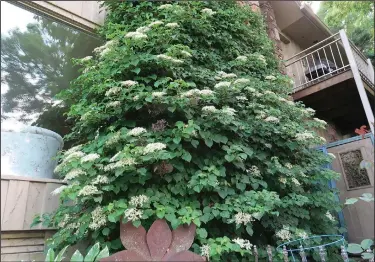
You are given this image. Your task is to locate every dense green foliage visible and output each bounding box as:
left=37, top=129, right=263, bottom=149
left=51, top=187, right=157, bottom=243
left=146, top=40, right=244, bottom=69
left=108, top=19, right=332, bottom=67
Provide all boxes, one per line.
left=317, top=1, right=374, bottom=63
left=38, top=1, right=342, bottom=260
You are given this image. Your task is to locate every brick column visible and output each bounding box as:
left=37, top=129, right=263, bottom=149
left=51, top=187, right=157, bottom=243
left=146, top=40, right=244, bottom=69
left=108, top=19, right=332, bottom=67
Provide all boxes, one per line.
left=238, top=1, right=260, bottom=12
left=259, top=1, right=286, bottom=74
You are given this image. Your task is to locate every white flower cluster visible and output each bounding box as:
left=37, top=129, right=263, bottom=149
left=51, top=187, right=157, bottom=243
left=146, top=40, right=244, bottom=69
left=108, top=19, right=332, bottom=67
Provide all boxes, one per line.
left=236, top=55, right=247, bottom=62
left=64, top=145, right=83, bottom=156
left=217, top=71, right=237, bottom=79
left=214, top=81, right=231, bottom=89
left=129, top=195, right=149, bottom=207
left=124, top=207, right=143, bottom=221
left=326, top=211, right=336, bottom=221
left=94, top=40, right=117, bottom=57
left=149, top=20, right=164, bottom=27
left=320, top=136, right=327, bottom=143
left=63, top=168, right=86, bottom=182
left=81, top=153, right=100, bottom=163
left=306, top=108, right=315, bottom=114
left=199, top=89, right=214, bottom=96
left=279, top=177, right=287, bottom=184
left=180, top=50, right=192, bottom=57
left=143, top=142, right=167, bottom=154
left=292, top=178, right=301, bottom=186
left=233, top=78, right=250, bottom=85
left=221, top=107, right=236, bottom=117
left=234, top=212, right=254, bottom=225
left=285, top=163, right=293, bottom=169
left=314, top=118, right=327, bottom=126
left=78, top=185, right=100, bottom=196
left=109, top=152, right=121, bottom=163
left=89, top=206, right=107, bottom=230
left=264, top=90, right=276, bottom=95
left=152, top=91, right=166, bottom=97
left=232, top=238, right=253, bottom=250
left=127, top=127, right=147, bottom=136
left=165, top=22, right=179, bottom=28
left=181, top=89, right=214, bottom=97
left=125, top=31, right=147, bottom=40
left=264, top=116, right=279, bottom=123
left=58, top=214, right=70, bottom=228
left=51, top=185, right=68, bottom=196
left=255, top=110, right=267, bottom=120
left=104, top=158, right=137, bottom=171
left=105, top=131, right=121, bottom=147
left=201, top=8, right=216, bottom=16
left=276, top=226, right=292, bottom=240
left=278, top=97, right=288, bottom=102
left=258, top=54, right=267, bottom=64
left=105, top=86, right=121, bottom=97
left=200, top=244, right=210, bottom=259
left=136, top=26, right=151, bottom=33
left=158, top=4, right=172, bottom=9
left=202, top=106, right=218, bottom=114
left=328, top=153, right=336, bottom=159
left=106, top=101, right=121, bottom=108
left=265, top=143, right=272, bottom=149
left=92, top=175, right=110, bottom=185
left=265, top=75, right=277, bottom=81
left=81, top=56, right=92, bottom=62
left=156, top=54, right=183, bottom=64
left=297, top=231, right=308, bottom=239
left=295, top=131, right=315, bottom=141
left=236, top=96, right=248, bottom=101
left=120, top=80, right=138, bottom=87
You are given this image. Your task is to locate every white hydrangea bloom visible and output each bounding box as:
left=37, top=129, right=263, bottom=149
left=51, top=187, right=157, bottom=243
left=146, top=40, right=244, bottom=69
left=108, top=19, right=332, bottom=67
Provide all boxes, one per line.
left=264, top=116, right=279, bottom=123
left=328, top=153, right=336, bottom=159
left=247, top=166, right=261, bottom=177
left=314, top=118, right=327, bottom=126
left=89, top=206, right=107, bottom=230
left=326, top=211, right=336, bottom=221
left=214, top=81, right=231, bottom=89
left=81, top=153, right=100, bottom=163
left=218, top=71, right=237, bottom=79
left=104, top=40, right=117, bottom=48
left=202, top=106, right=218, bottom=114
left=306, top=108, right=315, bottom=114
left=221, top=107, right=236, bottom=116
left=286, top=100, right=295, bottom=106
left=201, top=8, right=216, bottom=16
left=181, top=89, right=200, bottom=97
left=63, top=169, right=86, bottom=182
left=149, top=21, right=164, bottom=27
left=104, top=158, right=137, bottom=171
left=233, top=78, right=250, bottom=85
left=58, top=214, right=70, bottom=228
left=181, top=50, right=192, bottom=57
left=129, top=195, right=149, bottom=207
left=199, top=89, right=214, bottom=96
left=109, top=152, right=121, bottom=163
left=136, top=26, right=151, bottom=33
left=100, top=48, right=111, bottom=57
left=78, top=185, right=100, bottom=196
left=236, top=96, right=248, bottom=101
left=156, top=54, right=183, bottom=64
left=295, top=131, right=315, bottom=141
left=258, top=54, right=267, bottom=64
left=297, top=231, right=308, bottom=239
left=200, top=245, right=210, bottom=259
left=106, top=101, right=121, bottom=108
left=246, top=87, right=256, bottom=93
left=265, top=75, right=277, bottom=81
left=51, top=185, right=68, bottom=196
left=133, top=95, right=140, bottom=101
left=279, top=177, right=287, bottom=184
left=105, top=86, right=121, bottom=97
left=285, top=163, right=293, bottom=169
left=292, top=178, right=301, bottom=186
left=320, top=136, right=327, bottom=143
left=81, top=56, right=92, bottom=62
left=92, top=175, right=110, bottom=185
left=125, top=31, right=148, bottom=39
left=233, top=238, right=253, bottom=250
left=124, top=208, right=143, bottom=221
left=276, top=226, right=292, bottom=240
left=128, top=127, right=147, bottom=136
left=105, top=132, right=121, bottom=147
left=64, top=151, right=85, bottom=162
left=64, top=145, right=83, bottom=156
left=165, top=22, right=179, bottom=28
left=143, top=142, right=167, bottom=154
left=158, top=4, right=173, bottom=9
left=236, top=56, right=247, bottom=62
left=152, top=91, right=166, bottom=98
left=278, top=97, right=288, bottom=102
left=264, top=90, right=276, bottom=95
left=234, top=212, right=254, bottom=225
left=120, top=80, right=138, bottom=87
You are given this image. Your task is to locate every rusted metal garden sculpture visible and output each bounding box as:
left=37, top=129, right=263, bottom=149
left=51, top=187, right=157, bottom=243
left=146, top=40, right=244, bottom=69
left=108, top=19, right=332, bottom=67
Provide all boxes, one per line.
left=101, top=219, right=205, bottom=261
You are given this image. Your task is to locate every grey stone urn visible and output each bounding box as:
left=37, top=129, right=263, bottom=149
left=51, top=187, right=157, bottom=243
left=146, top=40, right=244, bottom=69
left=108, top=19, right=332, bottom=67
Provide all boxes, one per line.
left=1, top=126, right=64, bottom=179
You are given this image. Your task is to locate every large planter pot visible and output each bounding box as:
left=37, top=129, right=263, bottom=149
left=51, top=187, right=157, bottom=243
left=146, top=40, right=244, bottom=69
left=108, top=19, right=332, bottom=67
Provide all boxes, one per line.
left=1, top=126, right=64, bottom=179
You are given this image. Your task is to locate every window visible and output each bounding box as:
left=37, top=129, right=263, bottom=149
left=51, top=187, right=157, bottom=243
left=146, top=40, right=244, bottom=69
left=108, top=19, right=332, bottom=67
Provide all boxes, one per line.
left=339, top=149, right=371, bottom=189
left=1, top=2, right=103, bottom=138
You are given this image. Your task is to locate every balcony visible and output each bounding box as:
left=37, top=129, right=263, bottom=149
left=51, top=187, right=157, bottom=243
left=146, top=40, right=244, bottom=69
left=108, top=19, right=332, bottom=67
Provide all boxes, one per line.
left=285, top=30, right=374, bottom=135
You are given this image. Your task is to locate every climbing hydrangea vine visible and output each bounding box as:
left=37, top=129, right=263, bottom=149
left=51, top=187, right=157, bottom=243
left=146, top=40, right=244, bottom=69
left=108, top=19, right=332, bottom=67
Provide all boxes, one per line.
left=36, top=1, right=342, bottom=260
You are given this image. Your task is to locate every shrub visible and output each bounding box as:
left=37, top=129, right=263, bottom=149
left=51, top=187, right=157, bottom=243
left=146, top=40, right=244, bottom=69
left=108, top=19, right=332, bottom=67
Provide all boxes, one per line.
left=38, top=1, right=341, bottom=260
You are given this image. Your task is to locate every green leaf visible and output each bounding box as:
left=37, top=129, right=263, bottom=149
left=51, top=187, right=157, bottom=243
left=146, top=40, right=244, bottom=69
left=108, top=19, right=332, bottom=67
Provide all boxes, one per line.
left=361, top=239, right=374, bottom=250
left=156, top=209, right=165, bottom=218
left=182, top=151, right=192, bottom=162
left=71, top=250, right=84, bottom=262
left=54, top=245, right=69, bottom=262
left=197, top=228, right=208, bottom=239
left=359, top=193, right=374, bottom=202
left=193, top=218, right=201, bottom=227
left=84, top=243, right=100, bottom=262
left=45, top=248, right=55, bottom=262
left=245, top=225, right=253, bottom=236
left=132, top=220, right=141, bottom=228
left=95, top=246, right=110, bottom=261
left=102, top=228, right=110, bottom=236
left=218, top=190, right=228, bottom=199
left=108, top=214, right=117, bottom=223
left=224, top=155, right=235, bottom=162
left=204, top=139, right=213, bottom=147
left=173, top=137, right=181, bottom=144
left=191, top=140, right=199, bottom=148
left=345, top=198, right=359, bottom=205
left=347, top=243, right=363, bottom=254
left=131, top=67, right=141, bottom=74
left=362, top=252, right=374, bottom=259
